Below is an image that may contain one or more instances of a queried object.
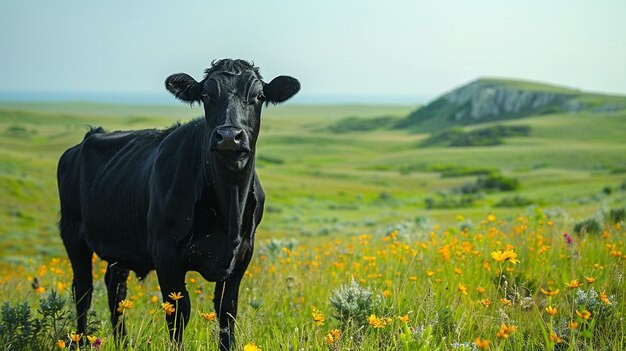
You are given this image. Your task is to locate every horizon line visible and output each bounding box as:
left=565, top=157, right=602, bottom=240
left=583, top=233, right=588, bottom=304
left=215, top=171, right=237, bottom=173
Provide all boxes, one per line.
left=0, top=90, right=431, bottom=106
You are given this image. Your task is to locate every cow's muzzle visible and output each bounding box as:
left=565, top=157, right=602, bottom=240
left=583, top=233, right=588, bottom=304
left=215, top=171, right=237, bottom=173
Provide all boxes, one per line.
left=212, top=127, right=248, bottom=152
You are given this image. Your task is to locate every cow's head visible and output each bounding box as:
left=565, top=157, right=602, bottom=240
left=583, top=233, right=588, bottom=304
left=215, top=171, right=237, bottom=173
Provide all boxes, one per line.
left=165, top=59, right=300, bottom=170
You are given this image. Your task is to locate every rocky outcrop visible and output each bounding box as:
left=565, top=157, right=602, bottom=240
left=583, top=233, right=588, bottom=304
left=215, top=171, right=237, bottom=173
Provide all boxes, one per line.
left=397, top=78, right=626, bottom=131
left=442, top=81, right=573, bottom=121
left=396, top=78, right=587, bottom=131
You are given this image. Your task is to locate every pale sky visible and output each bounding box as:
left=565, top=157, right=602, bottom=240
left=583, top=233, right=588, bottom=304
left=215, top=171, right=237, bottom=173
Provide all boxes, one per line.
left=1, top=0, right=625, bottom=103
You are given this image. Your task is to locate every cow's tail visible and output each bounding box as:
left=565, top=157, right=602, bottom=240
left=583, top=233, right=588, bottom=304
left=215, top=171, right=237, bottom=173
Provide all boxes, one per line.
left=83, top=126, right=105, bottom=140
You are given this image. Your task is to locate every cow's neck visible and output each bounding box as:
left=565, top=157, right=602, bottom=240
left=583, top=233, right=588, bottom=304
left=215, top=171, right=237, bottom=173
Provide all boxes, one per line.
left=207, top=158, right=255, bottom=281
left=203, top=150, right=256, bottom=247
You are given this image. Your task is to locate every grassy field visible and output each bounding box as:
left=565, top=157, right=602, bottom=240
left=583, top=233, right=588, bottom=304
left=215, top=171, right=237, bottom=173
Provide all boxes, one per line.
left=0, top=101, right=625, bottom=350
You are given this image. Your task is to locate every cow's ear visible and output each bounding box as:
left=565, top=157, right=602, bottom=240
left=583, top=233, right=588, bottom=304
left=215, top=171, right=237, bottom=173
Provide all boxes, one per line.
left=165, top=73, right=203, bottom=103
left=264, top=76, right=300, bottom=104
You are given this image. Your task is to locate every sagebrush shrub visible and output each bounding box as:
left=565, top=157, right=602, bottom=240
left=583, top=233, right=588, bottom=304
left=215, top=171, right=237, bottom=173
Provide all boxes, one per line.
left=330, top=279, right=373, bottom=326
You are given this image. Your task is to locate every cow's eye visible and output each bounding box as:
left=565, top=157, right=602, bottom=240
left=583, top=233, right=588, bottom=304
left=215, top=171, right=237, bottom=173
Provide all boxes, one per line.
left=256, top=92, right=266, bottom=102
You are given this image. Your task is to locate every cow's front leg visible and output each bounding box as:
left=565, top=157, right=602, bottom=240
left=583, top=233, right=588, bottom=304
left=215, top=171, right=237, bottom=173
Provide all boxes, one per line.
left=213, top=271, right=245, bottom=351
left=156, top=264, right=190, bottom=347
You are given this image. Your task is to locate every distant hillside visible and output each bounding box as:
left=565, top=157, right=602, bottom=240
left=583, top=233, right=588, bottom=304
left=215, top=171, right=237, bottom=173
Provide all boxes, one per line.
left=397, top=78, right=626, bottom=131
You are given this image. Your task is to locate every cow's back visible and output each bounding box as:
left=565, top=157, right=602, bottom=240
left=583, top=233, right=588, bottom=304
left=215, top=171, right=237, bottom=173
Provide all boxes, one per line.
left=58, top=127, right=169, bottom=266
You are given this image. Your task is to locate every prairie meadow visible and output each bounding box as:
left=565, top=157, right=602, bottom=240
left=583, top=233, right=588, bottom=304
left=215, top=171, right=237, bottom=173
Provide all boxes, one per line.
left=0, top=101, right=625, bottom=350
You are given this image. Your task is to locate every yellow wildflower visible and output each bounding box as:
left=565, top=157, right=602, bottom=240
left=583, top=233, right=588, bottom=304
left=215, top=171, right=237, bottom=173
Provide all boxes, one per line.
left=117, top=299, right=134, bottom=313
left=168, top=292, right=184, bottom=301
left=575, top=309, right=591, bottom=320
left=454, top=267, right=463, bottom=275
left=56, top=340, right=66, bottom=349
left=545, top=306, right=558, bottom=315
left=325, top=333, right=335, bottom=344
left=398, top=315, right=409, bottom=323
left=368, top=314, right=385, bottom=328
left=500, top=297, right=511, bottom=305
left=565, top=280, right=583, bottom=289
left=490, top=250, right=520, bottom=264
left=476, top=286, right=486, bottom=294
left=496, top=323, right=516, bottom=339
left=243, top=343, right=261, bottom=351
left=599, top=291, right=611, bottom=305
left=312, top=308, right=325, bottom=326
left=540, top=288, right=560, bottom=296
left=458, top=283, right=469, bottom=295
left=161, top=301, right=175, bottom=315
left=86, top=335, right=97, bottom=343
left=325, top=329, right=341, bottom=344
left=568, top=321, right=579, bottom=329
left=487, top=213, right=496, bottom=222
left=478, top=299, right=491, bottom=307
left=585, top=277, right=596, bottom=284
left=200, top=311, right=217, bottom=321
left=474, top=338, right=490, bottom=350
left=550, top=332, right=563, bottom=343
left=69, top=332, right=82, bottom=342
left=426, top=270, right=435, bottom=277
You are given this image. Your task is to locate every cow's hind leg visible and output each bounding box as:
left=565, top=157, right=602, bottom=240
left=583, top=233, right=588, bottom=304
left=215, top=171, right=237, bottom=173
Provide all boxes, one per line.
left=104, top=263, right=130, bottom=343
left=60, top=219, right=93, bottom=337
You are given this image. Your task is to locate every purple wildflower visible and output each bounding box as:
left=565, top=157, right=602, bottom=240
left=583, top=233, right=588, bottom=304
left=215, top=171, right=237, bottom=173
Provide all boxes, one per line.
left=91, top=338, right=102, bottom=349
left=563, top=233, right=573, bottom=245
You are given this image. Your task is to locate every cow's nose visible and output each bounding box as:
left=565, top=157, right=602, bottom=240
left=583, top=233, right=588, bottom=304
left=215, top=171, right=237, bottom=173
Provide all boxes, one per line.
left=215, top=127, right=244, bottom=151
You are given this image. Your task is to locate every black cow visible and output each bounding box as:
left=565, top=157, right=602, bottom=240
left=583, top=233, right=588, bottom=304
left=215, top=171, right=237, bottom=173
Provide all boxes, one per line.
left=57, top=59, right=300, bottom=350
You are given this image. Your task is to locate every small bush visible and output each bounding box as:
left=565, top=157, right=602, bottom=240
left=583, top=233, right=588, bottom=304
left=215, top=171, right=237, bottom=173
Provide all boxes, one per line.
left=429, top=164, right=497, bottom=178
left=425, top=193, right=477, bottom=209
left=265, top=205, right=283, bottom=213
left=495, top=196, right=535, bottom=208
left=378, top=192, right=393, bottom=201
left=476, top=174, right=520, bottom=192
left=457, top=173, right=520, bottom=195
left=575, top=287, right=617, bottom=325
left=256, top=155, right=284, bottom=165
left=329, top=279, right=373, bottom=327
left=421, top=125, right=531, bottom=147
left=609, top=208, right=625, bottom=224
left=38, top=290, right=72, bottom=343
left=573, top=218, right=602, bottom=235
left=609, top=166, right=626, bottom=174
left=4, top=125, right=36, bottom=139
left=259, top=238, right=299, bottom=259
left=381, top=220, right=432, bottom=242
left=0, top=301, right=38, bottom=350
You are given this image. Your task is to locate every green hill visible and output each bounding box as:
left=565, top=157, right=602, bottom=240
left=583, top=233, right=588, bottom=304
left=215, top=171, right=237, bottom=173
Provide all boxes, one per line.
left=397, top=78, right=626, bottom=131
